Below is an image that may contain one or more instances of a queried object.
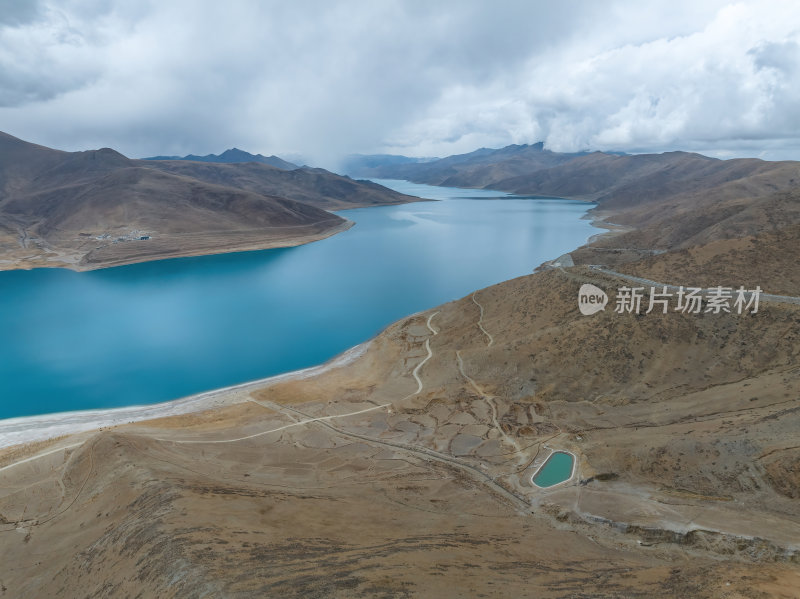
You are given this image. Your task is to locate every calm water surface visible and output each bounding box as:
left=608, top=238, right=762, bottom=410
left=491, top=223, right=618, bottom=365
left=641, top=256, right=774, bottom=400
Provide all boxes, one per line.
left=532, top=451, right=575, bottom=487
left=0, top=180, right=595, bottom=419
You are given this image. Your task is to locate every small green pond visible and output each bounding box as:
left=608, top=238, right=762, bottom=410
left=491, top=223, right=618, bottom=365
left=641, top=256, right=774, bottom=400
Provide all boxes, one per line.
left=532, top=451, right=574, bottom=487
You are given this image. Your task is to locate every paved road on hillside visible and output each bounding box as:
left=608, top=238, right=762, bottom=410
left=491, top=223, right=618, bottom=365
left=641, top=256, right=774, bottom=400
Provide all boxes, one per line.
left=588, top=265, right=800, bottom=306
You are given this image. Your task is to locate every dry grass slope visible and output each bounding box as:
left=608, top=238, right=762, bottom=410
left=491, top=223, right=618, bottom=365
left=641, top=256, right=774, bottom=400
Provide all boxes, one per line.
left=1, top=141, right=799, bottom=596
left=0, top=131, right=418, bottom=271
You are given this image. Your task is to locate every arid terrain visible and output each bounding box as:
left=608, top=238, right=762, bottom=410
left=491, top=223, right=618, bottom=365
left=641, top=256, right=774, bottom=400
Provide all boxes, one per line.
left=0, top=132, right=418, bottom=271
left=1, top=147, right=799, bottom=597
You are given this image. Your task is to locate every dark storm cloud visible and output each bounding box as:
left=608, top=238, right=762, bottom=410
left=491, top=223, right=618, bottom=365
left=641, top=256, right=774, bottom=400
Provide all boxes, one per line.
left=0, top=0, right=798, bottom=164
left=0, top=0, right=108, bottom=106
left=0, top=0, right=42, bottom=25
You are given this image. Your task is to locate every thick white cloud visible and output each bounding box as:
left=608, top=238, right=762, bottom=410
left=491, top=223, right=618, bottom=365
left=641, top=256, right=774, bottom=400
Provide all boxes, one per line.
left=0, top=0, right=798, bottom=165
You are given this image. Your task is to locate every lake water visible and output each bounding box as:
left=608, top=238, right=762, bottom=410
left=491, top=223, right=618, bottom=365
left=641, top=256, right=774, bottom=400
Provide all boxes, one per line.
left=532, top=451, right=575, bottom=487
left=0, top=180, right=595, bottom=420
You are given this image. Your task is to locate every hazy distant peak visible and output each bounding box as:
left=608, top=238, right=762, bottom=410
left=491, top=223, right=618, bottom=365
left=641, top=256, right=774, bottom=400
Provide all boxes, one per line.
left=143, top=148, right=299, bottom=170
left=217, top=148, right=263, bottom=161
left=91, top=147, right=128, bottom=159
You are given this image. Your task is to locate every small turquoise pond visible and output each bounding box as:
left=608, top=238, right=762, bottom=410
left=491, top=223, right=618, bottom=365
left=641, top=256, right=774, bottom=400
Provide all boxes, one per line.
left=532, top=451, right=575, bottom=487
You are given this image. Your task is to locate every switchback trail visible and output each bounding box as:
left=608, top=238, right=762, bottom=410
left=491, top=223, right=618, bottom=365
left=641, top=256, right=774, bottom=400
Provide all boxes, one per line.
left=402, top=311, right=439, bottom=400
left=472, top=292, right=494, bottom=346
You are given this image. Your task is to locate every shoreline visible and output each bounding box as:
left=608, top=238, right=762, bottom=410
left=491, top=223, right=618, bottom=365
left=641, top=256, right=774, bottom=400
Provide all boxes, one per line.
left=0, top=188, right=591, bottom=274
left=0, top=185, right=605, bottom=454
left=0, top=340, right=371, bottom=451
left=581, top=208, right=633, bottom=244
left=0, top=219, right=355, bottom=274
left=0, top=193, right=429, bottom=274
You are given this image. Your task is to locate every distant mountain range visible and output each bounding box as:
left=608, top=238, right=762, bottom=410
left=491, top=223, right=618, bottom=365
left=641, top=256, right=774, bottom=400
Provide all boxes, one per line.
left=0, top=132, right=418, bottom=270
left=143, top=148, right=300, bottom=170
left=348, top=142, right=800, bottom=250
left=340, top=153, right=438, bottom=176
left=5, top=131, right=798, bottom=271
left=345, top=143, right=591, bottom=186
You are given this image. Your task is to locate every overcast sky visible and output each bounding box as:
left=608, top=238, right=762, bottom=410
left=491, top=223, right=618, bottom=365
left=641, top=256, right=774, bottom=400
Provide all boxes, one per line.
left=1, top=0, right=799, bottom=167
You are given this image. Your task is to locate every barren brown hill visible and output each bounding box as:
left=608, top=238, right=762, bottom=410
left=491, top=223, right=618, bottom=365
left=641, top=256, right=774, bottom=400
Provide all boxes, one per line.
left=2, top=139, right=800, bottom=596
left=143, top=159, right=419, bottom=211
left=373, top=144, right=800, bottom=211
left=406, top=147, right=798, bottom=295
left=559, top=160, right=800, bottom=304
left=370, top=144, right=800, bottom=291
left=493, top=151, right=800, bottom=213
left=2, top=260, right=799, bottom=597
left=604, top=222, right=800, bottom=297
left=350, top=143, right=583, bottom=187
left=0, top=132, right=418, bottom=271
left=353, top=145, right=800, bottom=253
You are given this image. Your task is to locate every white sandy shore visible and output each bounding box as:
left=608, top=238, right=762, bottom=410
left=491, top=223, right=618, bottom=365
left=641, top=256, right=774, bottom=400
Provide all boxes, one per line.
left=0, top=341, right=370, bottom=451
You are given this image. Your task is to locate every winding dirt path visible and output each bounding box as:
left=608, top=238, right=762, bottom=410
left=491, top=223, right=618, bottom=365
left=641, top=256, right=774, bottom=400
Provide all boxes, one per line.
left=146, top=311, right=440, bottom=445
left=0, top=440, right=96, bottom=532
left=0, top=443, right=83, bottom=474
left=403, top=311, right=439, bottom=399
left=262, top=400, right=532, bottom=512
left=455, top=350, right=522, bottom=458
left=151, top=401, right=392, bottom=445
left=464, top=295, right=511, bottom=448
left=471, top=292, right=494, bottom=346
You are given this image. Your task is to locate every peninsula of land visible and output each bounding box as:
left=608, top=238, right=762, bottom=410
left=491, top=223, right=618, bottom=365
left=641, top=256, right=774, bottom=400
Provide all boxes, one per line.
left=0, top=132, right=419, bottom=271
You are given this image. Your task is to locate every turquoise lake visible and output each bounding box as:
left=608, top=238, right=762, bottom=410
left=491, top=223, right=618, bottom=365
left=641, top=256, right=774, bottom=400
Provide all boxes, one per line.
left=0, top=180, right=595, bottom=420
left=532, top=451, right=575, bottom=487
